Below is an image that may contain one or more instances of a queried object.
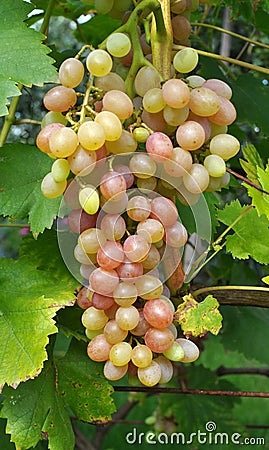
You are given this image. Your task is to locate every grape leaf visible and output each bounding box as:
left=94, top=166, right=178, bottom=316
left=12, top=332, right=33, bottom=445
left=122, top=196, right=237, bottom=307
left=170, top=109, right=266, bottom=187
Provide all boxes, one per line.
left=0, top=144, right=62, bottom=234
left=218, top=200, right=269, bottom=264
left=0, top=0, right=57, bottom=116
left=244, top=166, right=269, bottom=220
left=1, top=343, right=115, bottom=450
left=175, top=294, right=222, bottom=337
left=240, top=142, right=264, bottom=183
left=32, top=0, right=94, bottom=20
left=0, top=232, right=77, bottom=389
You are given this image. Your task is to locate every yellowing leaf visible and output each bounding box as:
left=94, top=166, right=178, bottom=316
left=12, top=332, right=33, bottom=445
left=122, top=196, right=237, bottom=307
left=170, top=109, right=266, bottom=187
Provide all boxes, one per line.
left=175, top=294, right=222, bottom=337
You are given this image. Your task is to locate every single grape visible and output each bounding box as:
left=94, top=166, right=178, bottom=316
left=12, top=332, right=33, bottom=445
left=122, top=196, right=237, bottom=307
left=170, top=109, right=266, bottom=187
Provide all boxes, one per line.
left=164, top=221, right=188, bottom=248
left=154, top=355, right=173, bottom=384
left=163, top=341, right=184, bottom=361
left=86, top=49, right=113, bottom=77
left=186, top=75, right=205, bottom=88
left=204, top=154, right=226, bottom=177
left=123, top=234, right=150, bottom=262
left=103, top=360, right=128, bottom=380
left=189, top=87, right=220, bottom=117
left=85, top=328, right=103, bottom=340
left=173, top=48, right=199, bottom=73
left=77, top=286, right=93, bottom=309
left=145, top=328, right=174, bottom=353
left=78, top=121, right=106, bottom=151
left=94, top=0, right=114, bottom=14
left=117, top=257, right=144, bottom=281
left=126, top=195, right=151, bottom=222
left=115, top=306, right=140, bottom=330
left=131, top=345, right=153, bottom=368
left=109, top=342, right=132, bottom=366
left=130, top=309, right=150, bottom=336
left=202, top=78, right=232, bottom=99
left=68, top=145, right=96, bottom=176
left=143, top=88, right=166, bottom=113
left=209, top=134, right=240, bottom=160
left=143, top=299, right=174, bottom=329
left=146, top=132, right=173, bottom=162
left=97, top=240, right=124, bottom=269
left=129, top=153, right=157, bottom=178
left=103, top=90, right=133, bottom=120
left=113, top=164, right=134, bottom=189
left=150, top=196, right=179, bottom=227
left=95, top=72, right=126, bottom=93
left=79, top=186, right=100, bottom=215
left=135, top=274, right=163, bottom=300
left=163, top=105, right=189, bottom=127
left=176, top=120, right=205, bottom=151
left=141, top=110, right=166, bottom=132
left=59, top=57, right=84, bottom=88
left=103, top=319, right=128, bottom=344
left=43, top=86, right=77, bottom=112
left=134, top=66, right=161, bottom=97
left=137, top=361, right=162, bottom=386
left=162, top=79, right=190, bottom=109
left=87, top=334, right=112, bottom=361
left=209, top=96, right=237, bottom=126
left=136, top=218, right=165, bottom=244
left=100, top=214, right=126, bottom=241
left=49, top=126, right=79, bottom=158
left=41, top=172, right=67, bottom=198
left=163, top=147, right=192, bottom=177
left=90, top=268, right=119, bottom=295
left=100, top=171, right=127, bottom=201
left=133, top=127, right=150, bottom=143
left=176, top=338, right=200, bottom=362
left=171, top=15, right=191, bottom=41
left=183, top=163, right=210, bottom=193
left=95, top=111, right=122, bottom=141
left=78, top=228, right=106, bottom=254
left=41, top=111, right=67, bottom=128
left=105, top=130, right=137, bottom=155
left=64, top=179, right=81, bottom=209
left=142, top=245, right=161, bottom=270
left=101, top=192, right=128, bottom=214
left=82, top=306, right=108, bottom=330
left=106, top=32, right=131, bottom=57
left=51, top=158, right=70, bottom=182
left=171, top=0, right=187, bottom=14
left=113, top=282, right=138, bottom=306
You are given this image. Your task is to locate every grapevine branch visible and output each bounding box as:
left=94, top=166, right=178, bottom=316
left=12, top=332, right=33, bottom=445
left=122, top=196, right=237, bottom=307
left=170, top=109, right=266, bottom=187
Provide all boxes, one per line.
left=216, top=366, right=269, bottom=377
left=172, top=44, right=269, bottom=75
left=226, top=168, right=269, bottom=195
left=114, top=386, right=269, bottom=398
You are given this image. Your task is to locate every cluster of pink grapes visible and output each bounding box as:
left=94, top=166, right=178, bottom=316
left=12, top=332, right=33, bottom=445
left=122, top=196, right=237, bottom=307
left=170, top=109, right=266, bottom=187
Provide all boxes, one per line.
left=36, top=7, right=241, bottom=385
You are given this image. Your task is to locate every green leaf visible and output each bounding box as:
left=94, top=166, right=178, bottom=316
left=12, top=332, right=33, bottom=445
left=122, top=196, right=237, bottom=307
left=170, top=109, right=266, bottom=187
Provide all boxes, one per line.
left=218, top=200, right=269, bottom=264
left=74, top=14, right=121, bottom=46
left=0, top=232, right=77, bottom=389
left=0, top=144, right=62, bottom=233
left=244, top=166, right=269, bottom=220
left=0, top=0, right=57, bottom=116
left=1, top=343, right=115, bottom=450
left=240, top=142, right=264, bottom=183
left=175, top=294, right=222, bottom=337
left=230, top=73, right=269, bottom=132
left=33, top=0, right=94, bottom=20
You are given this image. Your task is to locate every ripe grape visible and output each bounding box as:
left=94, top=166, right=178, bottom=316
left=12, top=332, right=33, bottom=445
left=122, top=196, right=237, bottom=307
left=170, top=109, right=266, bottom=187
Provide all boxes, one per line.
left=163, top=341, right=184, bottom=361
left=37, top=121, right=64, bottom=154
left=51, top=158, right=70, bottom=182
left=105, top=130, right=137, bottom=155
left=171, top=0, right=187, bottom=14
left=202, top=78, right=232, bottom=99
left=164, top=221, right=188, bottom=247
left=137, top=360, right=162, bottom=386
left=95, top=111, right=122, bottom=141
left=204, top=154, right=226, bottom=177
left=126, top=195, right=151, bottom=221
left=186, top=75, right=205, bottom=88
left=100, top=171, right=127, bottom=200
left=150, top=196, right=179, bottom=227
left=77, top=286, right=93, bottom=309
left=115, top=305, right=140, bottom=330
left=142, top=245, right=161, bottom=270
left=135, top=274, right=163, bottom=300
left=90, top=268, right=119, bottom=295
left=97, top=241, right=124, bottom=269
left=141, top=110, right=166, bottom=132
left=209, top=134, right=240, bottom=160
left=137, top=218, right=165, bottom=244
left=100, top=214, right=126, bottom=241
left=146, top=132, right=173, bottom=162
left=113, top=164, right=134, bottom=188
left=69, top=209, right=98, bottom=234
left=173, top=48, right=199, bottom=73
left=137, top=176, right=157, bottom=193
left=134, top=66, right=161, bottom=97
left=101, top=192, right=128, bottom=214
left=133, top=127, right=150, bottom=143
left=163, top=105, right=189, bottom=127
left=113, top=282, right=138, bottom=306
left=43, top=86, right=77, bottom=112
left=154, top=355, right=173, bottom=384
left=143, top=88, right=166, bottom=113
left=79, top=186, right=100, bottom=215
left=78, top=228, right=106, bottom=254
left=163, top=147, right=192, bottom=177
left=106, top=32, right=131, bottom=58
left=171, top=15, right=191, bottom=41
left=64, top=179, right=82, bottom=209
left=41, top=111, right=67, bottom=128
left=68, top=145, right=96, bottom=175
left=95, top=72, right=126, bottom=93
left=183, top=163, right=209, bottom=193
left=87, top=334, right=112, bottom=361
left=109, top=342, right=132, bottom=366
left=144, top=328, right=174, bottom=353
left=131, top=345, right=153, bottom=368
left=189, top=87, right=220, bottom=116
left=176, top=338, right=200, bottom=362
left=86, top=49, right=113, bottom=77
left=143, top=299, right=174, bottom=329
left=92, top=293, right=115, bottom=310
left=129, top=153, right=157, bottom=178
left=104, top=360, right=128, bottom=380
left=103, top=319, right=128, bottom=344
left=78, top=121, right=106, bottom=151
left=49, top=126, right=79, bottom=158
left=209, top=96, right=237, bottom=126
left=162, top=79, right=190, bottom=109
left=41, top=172, right=67, bottom=198
left=130, top=309, right=150, bottom=336
left=123, top=234, right=150, bottom=262
left=59, top=57, right=85, bottom=88
left=81, top=306, right=108, bottom=330
left=176, top=120, right=205, bottom=151
left=103, top=90, right=133, bottom=120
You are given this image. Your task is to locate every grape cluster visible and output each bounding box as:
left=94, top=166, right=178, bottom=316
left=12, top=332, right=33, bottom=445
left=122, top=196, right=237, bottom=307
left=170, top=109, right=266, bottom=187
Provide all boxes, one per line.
left=36, top=3, right=241, bottom=386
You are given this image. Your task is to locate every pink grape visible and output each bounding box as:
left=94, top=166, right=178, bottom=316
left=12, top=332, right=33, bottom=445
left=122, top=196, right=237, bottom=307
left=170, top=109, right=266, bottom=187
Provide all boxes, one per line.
left=97, top=241, right=124, bottom=269
left=163, top=147, right=193, bottom=177
left=162, top=79, right=190, bottom=109
left=164, top=222, right=188, bottom=247
left=123, top=235, right=150, bottom=262
left=100, top=214, right=126, bottom=241
left=77, top=287, right=93, bottom=309
left=92, top=293, right=115, bottom=310
left=117, top=257, right=143, bottom=281
left=68, top=209, right=98, bottom=234
left=113, top=164, right=135, bottom=188
left=146, top=132, right=173, bottom=162
left=89, top=268, right=119, bottom=295
left=100, top=171, right=127, bottom=200
left=104, top=319, right=128, bottom=344
left=36, top=123, right=65, bottom=154
left=87, top=334, right=112, bottom=362
left=130, top=309, right=151, bottom=336
left=176, top=120, right=205, bottom=151
left=43, top=86, right=77, bottom=112
left=202, top=78, right=232, bottom=99
left=150, top=197, right=178, bottom=227
left=209, top=96, right=237, bottom=126
left=145, top=328, right=174, bottom=353
left=143, top=299, right=174, bottom=329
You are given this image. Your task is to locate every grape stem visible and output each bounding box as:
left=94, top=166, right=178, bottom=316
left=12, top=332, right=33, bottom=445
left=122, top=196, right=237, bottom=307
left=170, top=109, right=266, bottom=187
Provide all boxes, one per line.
left=98, top=0, right=165, bottom=97
left=192, top=285, right=269, bottom=306
left=192, top=22, right=269, bottom=50
left=151, top=0, right=173, bottom=79
left=78, top=74, right=94, bottom=126
left=172, top=44, right=269, bottom=75
left=226, top=168, right=269, bottom=195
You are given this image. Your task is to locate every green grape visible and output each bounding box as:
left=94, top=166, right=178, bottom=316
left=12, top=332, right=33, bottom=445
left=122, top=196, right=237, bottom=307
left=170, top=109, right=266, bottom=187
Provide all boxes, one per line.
left=133, top=127, right=150, bottom=143
left=143, top=88, right=166, bottom=113
left=82, top=306, right=108, bottom=330
left=131, top=345, right=153, bottom=368
left=94, top=0, right=114, bottom=14
left=137, top=361, right=162, bottom=386
left=41, top=172, right=67, bottom=198
left=41, top=111, right=67, bottom=128
left=173, top=48, right=199, bottom=74
left=209, top=133, right=240, bottom=160
left=106, top=33, right=131, bottom=58
left=79, top=186, right=100, bottom=215
left=109, top=342, right=132, bottom=366
left=51, top=158, right=70, bottom=182
left=163, top=341, right=184, bottom=361
left=203, top=154, right=226, bottom=177
left=86, top=49, right=113, bottom=77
